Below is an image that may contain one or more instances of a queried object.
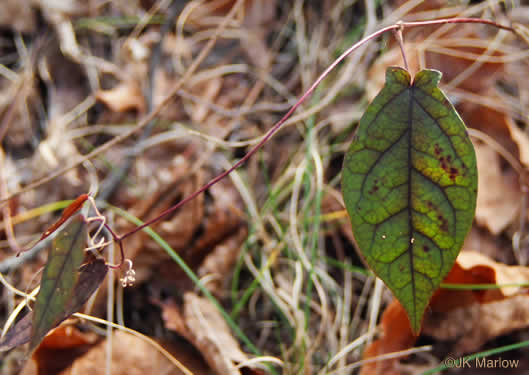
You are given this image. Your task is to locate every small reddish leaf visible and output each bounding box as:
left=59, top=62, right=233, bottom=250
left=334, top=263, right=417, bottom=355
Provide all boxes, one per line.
left=40, top=195, right=89, bottom=242
left=17, top=194, right=89, bottom=255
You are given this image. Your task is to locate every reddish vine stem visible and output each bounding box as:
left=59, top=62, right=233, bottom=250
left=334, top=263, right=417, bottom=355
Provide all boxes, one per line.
left=117, top=17, right=516, bottom=243
left=102, top=222, right=125, bottom=269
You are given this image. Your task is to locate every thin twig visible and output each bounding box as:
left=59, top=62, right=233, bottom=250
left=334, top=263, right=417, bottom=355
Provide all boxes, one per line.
left=394, top=21, right=409, bottom=71
left=119, top=17, right=516, bottom=241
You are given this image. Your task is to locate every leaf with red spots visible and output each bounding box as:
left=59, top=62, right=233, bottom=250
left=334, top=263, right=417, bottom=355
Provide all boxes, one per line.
left=342, top=67, right=478, bottom=334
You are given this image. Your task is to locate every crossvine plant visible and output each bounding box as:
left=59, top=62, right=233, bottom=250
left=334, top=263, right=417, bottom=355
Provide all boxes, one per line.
left=0, top=15, right=521, bottom=354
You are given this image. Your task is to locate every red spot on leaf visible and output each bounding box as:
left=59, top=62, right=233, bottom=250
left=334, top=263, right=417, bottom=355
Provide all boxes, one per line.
left=438, top=215, right=449, bottom=232
left=449, top=167, right=459, bottom=180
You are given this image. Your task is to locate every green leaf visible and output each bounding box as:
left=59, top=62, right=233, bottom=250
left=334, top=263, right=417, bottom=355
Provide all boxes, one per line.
left=0, top=259, right=108, bottom=352
left=30, top=215, right=87, bottom=352
left=342, top=67, right=477, bottom=334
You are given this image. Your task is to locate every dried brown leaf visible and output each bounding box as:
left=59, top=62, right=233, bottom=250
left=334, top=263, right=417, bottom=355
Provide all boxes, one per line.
left=96, top=83, right=146, bottom=113
left=360, top=300, right=415, bottom=375
left=198, top=226, right=248, bottom=295
left=37, top=325, right=97, bottom=350
left=131, top=173, right=244, bottom=289
left=462, top=226, right=508, bottom=263
left=162, top=292, right=249, bottom=375
left=20, top=325, right=97, bottom=375
left=474, top=142, right=520, bottom=234
left=423, top=294, right=529, bottom=354
left=23, top=330, right=205, bottom=375
left=456, top=251, right=529, bottom=297
left=423, top=250, right=529, bottom=353
left=507, top=118, right=529, bottom=168
left=367, top=27, right=504, bottom=100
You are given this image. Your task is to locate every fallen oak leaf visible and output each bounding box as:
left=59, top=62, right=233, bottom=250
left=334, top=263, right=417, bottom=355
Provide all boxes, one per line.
left=367, top=28, right=505, bottom=101
left=428, top=254, right=495, bottom=312
left=197, top=225, right=248, bottom=296
left=36, top=324, right=97, bottom=350
left=366, top=295, right=529, bottom=375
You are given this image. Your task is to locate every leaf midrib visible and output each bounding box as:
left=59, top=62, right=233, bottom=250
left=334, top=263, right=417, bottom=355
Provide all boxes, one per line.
left=407, top=84, right=416, bottom=323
